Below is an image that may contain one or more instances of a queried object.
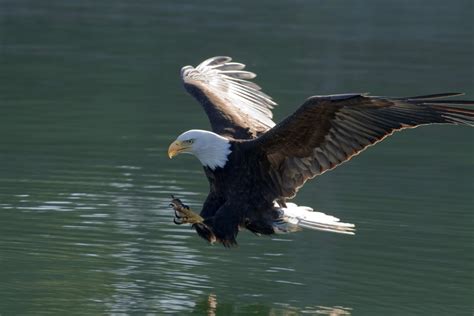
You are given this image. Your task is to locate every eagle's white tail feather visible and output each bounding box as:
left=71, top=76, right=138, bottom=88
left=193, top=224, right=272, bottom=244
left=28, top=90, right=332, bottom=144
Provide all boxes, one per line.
left=274, top=202, right=355, bottom=235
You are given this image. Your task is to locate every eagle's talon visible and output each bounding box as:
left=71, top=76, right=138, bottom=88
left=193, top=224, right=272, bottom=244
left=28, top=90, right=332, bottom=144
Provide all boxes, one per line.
left=171, top=197, right=183, bottom=205
left=169, top=196, right=204, bottom=225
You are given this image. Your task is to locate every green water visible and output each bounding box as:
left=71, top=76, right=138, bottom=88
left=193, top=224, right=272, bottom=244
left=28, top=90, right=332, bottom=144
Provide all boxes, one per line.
left=0, top=0, right=473, bottom=315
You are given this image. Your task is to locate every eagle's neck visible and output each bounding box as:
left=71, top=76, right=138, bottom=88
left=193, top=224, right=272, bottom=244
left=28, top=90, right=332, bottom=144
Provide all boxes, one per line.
left=194, top=133, right=232, bottom=170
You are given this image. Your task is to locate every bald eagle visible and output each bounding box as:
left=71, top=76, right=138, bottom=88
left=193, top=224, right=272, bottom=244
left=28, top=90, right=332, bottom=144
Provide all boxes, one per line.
left=167, top=56, right=474, bottom=247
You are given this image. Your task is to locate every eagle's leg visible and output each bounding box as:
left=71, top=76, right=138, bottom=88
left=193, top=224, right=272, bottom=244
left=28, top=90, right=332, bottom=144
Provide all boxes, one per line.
left=169, top=196, right=204, bottom=225
left=206, top=213, right=240, bottom=247
left=193, top=222, right=217, bottom=244
left=168, top=196, right=222, bottom=246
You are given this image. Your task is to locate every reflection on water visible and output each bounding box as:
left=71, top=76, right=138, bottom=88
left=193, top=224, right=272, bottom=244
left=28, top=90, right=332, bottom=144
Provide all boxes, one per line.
left=192, top=293, right=352, bottom=315
left=1, top=0, right=473, bottom=314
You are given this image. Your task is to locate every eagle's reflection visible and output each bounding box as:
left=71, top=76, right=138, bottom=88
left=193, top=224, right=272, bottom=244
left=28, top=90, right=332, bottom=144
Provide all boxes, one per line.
left=207, top=293, right=217, bottom=316
left=192, top=293, right=352, bottom=315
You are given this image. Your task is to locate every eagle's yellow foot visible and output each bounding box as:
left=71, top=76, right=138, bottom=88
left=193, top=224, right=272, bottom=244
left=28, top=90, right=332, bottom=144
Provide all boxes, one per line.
left=170, top=196, right=204, bottom=225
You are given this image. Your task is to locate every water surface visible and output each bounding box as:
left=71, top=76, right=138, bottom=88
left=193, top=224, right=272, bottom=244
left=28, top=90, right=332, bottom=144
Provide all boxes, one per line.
left=0, top=0, right=473, bottom=315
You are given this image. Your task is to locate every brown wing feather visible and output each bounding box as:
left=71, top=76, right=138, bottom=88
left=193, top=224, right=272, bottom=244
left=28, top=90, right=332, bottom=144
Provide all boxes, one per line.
left=250, top=93, right=474, bottom=199
left=181, top=56, right=277, bottom=139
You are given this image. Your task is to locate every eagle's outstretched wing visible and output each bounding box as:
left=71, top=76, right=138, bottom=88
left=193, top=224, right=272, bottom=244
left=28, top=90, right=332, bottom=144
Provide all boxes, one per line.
left=181, top=56, right=276, bottom=139
left=250, top=93, right=474, bottom=198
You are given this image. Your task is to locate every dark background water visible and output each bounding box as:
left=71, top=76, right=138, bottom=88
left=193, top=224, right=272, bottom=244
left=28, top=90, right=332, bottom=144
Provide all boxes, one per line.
left=0, top=0, right=473, bottom=315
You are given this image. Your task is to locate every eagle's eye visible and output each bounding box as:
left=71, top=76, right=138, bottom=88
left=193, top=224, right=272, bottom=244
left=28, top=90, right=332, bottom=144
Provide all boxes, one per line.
left=184, top=139, right=195, bottom=145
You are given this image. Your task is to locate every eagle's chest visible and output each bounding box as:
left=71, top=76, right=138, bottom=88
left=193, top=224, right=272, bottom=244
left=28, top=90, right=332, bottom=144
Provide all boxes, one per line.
left=204, top=148, right=261, bottom=195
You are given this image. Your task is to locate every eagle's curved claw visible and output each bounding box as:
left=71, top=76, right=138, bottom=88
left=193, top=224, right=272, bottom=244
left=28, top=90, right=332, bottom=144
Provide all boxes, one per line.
left=169, top=196, right=204, bottom=225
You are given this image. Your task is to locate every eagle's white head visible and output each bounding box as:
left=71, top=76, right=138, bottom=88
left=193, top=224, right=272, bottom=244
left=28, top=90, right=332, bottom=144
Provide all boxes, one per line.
left=168, top=129, right=232, bottom=170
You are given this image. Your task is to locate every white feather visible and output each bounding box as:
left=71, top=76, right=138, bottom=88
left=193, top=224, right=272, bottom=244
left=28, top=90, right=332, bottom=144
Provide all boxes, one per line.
left=181, top=56, right=276, bottom=130
left=274, top=202, right=355, bottom=235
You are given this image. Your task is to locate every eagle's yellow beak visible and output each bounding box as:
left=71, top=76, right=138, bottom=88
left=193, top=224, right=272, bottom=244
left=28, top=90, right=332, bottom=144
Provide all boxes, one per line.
left=168, top=140, right=191, bottom=159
